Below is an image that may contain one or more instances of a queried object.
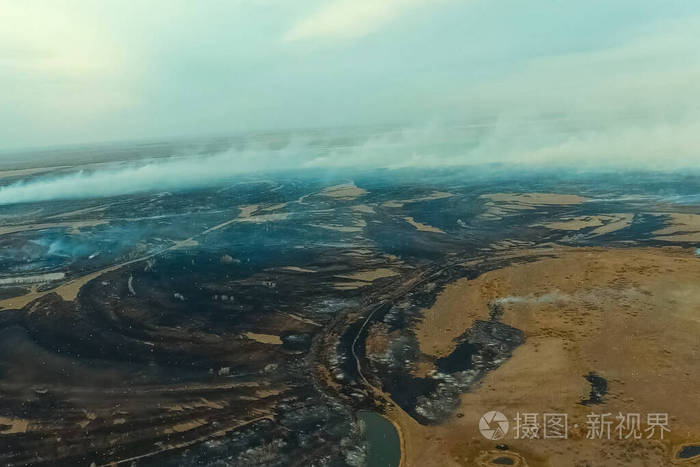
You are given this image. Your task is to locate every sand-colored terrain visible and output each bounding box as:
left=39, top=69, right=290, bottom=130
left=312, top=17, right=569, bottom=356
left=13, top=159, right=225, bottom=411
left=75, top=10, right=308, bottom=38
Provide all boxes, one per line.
left=319, top=183, right=368, bottom=200
left=173, top=238, right=200, bottom=249
left=588, top=213, right=634, bottom=236
left=482, top=193, right=589, bottom=206
left=164, top=398, right=226, bottom=412
left=0, top=219, right=108, bottom=236
left=0, top=417, right=30, bottom=434
left=394, top=247, right=700, bottom=466
left=235, top=212, right=290, bottom=223
left=480, top=193, right=588, bottom=220
left=244, top=332, right=283, bottom=345
left=540, top=216, right=606, bottom=231
left=382, top=191, right=453, bottom=208
left=238, top=204, right=260, bottom=218
left=351, top=204, right=375, bottom=214
left=653, top=213, right=700, bottom=242
left=201, top=203, right=289, bottom=233
left=280, top=266, right=316, bottom=273
left=0, top=245, right=175, bottom=311
left=0, top=263, right=128, bottom=310
left=538, top=213, right=634, bottom=237
left=335, top=268, right=399, bottom=282
left=404, top=216, right=445, bottom=234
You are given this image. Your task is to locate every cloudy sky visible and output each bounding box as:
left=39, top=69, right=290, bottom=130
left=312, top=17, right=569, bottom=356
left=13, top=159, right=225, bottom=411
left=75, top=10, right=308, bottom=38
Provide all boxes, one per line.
left=1, top=0, right=700, bottom=154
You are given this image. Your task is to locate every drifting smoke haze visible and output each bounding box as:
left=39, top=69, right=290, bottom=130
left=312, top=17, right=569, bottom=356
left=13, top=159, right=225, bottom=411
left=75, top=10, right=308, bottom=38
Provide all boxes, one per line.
left=1, top=113, right=700, bottom=206
left=0, top=143, right=307, bottom=205
left=492, top=287, right=647, bottom=306
left=493, top=292, right=573, bottom=305
left=1, top=2, right=699, bottom=204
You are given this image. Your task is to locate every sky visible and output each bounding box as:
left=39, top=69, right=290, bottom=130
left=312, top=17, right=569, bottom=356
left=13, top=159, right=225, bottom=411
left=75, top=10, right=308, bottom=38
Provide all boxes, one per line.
left=1, top=0, right=700, bottom=153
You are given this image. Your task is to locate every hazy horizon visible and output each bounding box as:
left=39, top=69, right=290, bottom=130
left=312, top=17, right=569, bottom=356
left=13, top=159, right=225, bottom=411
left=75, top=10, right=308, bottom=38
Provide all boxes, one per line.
left=1, top=1, right=699, bottom=160
left=1, top=120, right=699, bottom=206
left=2, top=1, right=700, bottom=204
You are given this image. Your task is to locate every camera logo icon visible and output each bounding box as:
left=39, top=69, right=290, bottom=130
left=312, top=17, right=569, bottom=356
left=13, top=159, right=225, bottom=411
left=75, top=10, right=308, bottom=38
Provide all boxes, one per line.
left=479, top=411, right=509, bottom=440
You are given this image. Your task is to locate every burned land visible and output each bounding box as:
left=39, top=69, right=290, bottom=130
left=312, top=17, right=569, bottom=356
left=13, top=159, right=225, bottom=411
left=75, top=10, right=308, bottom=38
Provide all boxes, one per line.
left=1, top=167, right=700, bottom=466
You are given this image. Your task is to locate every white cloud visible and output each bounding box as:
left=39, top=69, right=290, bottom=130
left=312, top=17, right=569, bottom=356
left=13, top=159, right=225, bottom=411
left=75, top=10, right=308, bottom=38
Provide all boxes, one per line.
left=0, top=2, right=135, bottom=131
left=284, top=0, right=441, bottom=42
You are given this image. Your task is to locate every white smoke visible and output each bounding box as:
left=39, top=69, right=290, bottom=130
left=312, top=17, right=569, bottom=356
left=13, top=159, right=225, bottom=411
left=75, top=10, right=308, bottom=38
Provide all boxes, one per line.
left=493, top=291, right=572, bottom=305
left=493, top=287, right=644, bottom=306
left=1, top=115, right=700, bottom=206
left=0, top=143, right=306, bottom=205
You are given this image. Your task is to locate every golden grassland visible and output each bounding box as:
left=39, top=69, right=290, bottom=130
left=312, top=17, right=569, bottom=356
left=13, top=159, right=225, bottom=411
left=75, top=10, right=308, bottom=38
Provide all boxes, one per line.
left=394, top=247, right=700, bottom=466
